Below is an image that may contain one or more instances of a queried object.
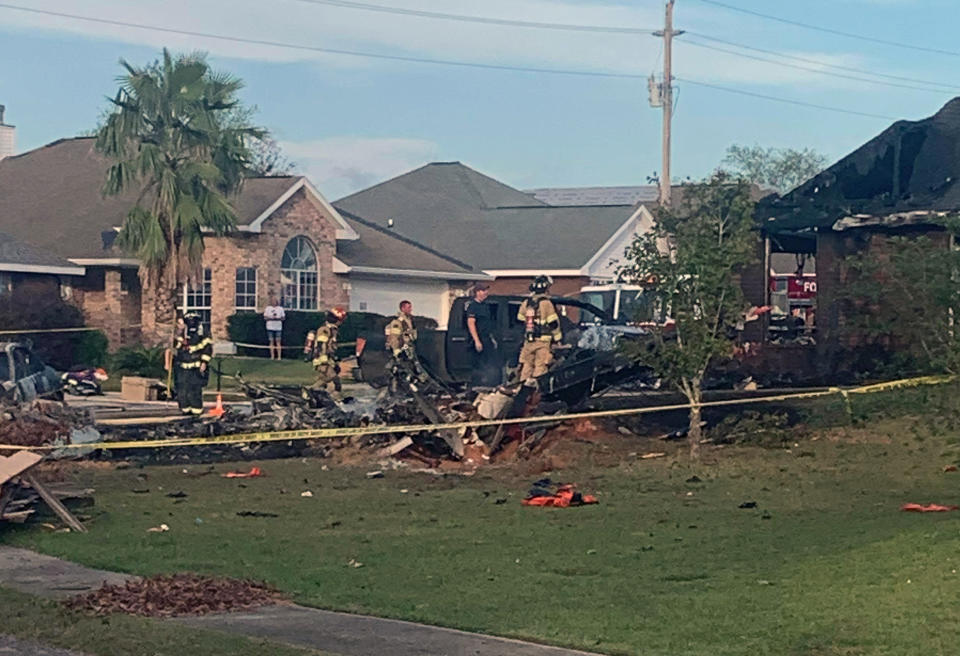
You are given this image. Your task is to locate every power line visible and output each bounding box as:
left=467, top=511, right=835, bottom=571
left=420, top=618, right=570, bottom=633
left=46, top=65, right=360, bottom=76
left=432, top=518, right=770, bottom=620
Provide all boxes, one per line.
left=0, top=2, right=642, bottom=79
left=686, top=32, right=960, bottom=92
left=285, top=0, right=960, bottom=94
left=287, top=0, right=656, bottom=33
left=676, top=77, right=898, bottom=120
left=0, top=2, right=901, bottom=121
left=694, top=0, right=960, bottom=58
left=682, top=38, right=954, bottom=94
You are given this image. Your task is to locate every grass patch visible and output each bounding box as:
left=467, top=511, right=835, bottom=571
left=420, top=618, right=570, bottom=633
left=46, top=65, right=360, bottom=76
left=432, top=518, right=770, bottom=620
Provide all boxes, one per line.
left=4, top=418, right=960, bottom=655
left=101, top=356, right=318, bottom=393
left=0, top=586, right=335, bottom=656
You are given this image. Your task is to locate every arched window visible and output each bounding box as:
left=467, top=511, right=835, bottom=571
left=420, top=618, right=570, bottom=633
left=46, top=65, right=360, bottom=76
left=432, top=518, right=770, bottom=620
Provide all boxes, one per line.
left=280, top=236, right=318, bottom=310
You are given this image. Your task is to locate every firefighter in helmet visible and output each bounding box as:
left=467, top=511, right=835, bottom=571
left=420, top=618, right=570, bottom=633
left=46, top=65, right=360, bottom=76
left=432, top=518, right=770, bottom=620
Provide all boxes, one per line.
left=175, top=312, right=212, bottom=416
left=307, top=306, right=348, bottom=398
left=384, top=300, right=429, bottom=391
left=516, top=275, right=562, bottom=383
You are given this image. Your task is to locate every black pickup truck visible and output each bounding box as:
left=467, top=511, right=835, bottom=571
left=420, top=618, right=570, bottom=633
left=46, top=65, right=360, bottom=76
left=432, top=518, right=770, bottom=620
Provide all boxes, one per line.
left=355, top=295, right=651, bottom=404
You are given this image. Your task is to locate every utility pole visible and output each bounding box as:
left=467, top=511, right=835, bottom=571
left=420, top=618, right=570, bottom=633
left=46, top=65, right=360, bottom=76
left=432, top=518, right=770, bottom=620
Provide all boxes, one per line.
left=652, top=1, right=683, bottom=206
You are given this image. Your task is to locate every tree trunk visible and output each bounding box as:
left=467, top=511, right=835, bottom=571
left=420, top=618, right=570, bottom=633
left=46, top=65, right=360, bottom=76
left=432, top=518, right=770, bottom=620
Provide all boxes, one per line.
left=142, top=280, right=180, bottom=346
left=687, top=379, right=703, bottom=460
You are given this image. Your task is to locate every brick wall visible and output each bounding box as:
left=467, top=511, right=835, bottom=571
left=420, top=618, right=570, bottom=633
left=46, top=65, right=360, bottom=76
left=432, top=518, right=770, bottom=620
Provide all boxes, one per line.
left=74, top=267, right=141, bottom=348
left=815, top=226, right=949, bottom=378
left=168, top=188, right=350, bottom=341
left=488, top=276, right=589, bottom=298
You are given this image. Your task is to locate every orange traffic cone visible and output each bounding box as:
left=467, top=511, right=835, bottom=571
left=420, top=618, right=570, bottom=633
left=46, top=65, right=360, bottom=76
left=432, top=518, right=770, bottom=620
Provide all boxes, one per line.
left=209, top=393, right=225, bottom=418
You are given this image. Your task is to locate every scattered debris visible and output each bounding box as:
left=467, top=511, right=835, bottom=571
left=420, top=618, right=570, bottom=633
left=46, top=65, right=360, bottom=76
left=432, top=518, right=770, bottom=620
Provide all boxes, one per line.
left=365, top=470, right=384, bottom=479
left=944, top=465, right=958, bottom=473
left=347, top=559, right=364, bottom=568
left=64, top=573, right=283, bottom=617
left=641, top=452, right=667, bottom=460
left=0, top=401, right=99, bottom=454
left=522, top=479, right=598, bottom=507
left=147, top=523, right=170, bottom=532
left=901, top=503, right=959, bottom=513
left=376, top=436, right=413, bottom=458
left=221, top=467, right=263, bottom=478
left=1, top=451, right=89, bottom=532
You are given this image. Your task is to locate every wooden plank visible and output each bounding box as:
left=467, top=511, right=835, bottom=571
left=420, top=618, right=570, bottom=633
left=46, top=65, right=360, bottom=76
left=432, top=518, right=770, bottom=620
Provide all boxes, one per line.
left=0, top=509, right=35, bottom=523
left=376, top=436, right=413, bottom=458
left=22, top=474, right=87, bottom=533
left=0, top=451, right=44, bottom=486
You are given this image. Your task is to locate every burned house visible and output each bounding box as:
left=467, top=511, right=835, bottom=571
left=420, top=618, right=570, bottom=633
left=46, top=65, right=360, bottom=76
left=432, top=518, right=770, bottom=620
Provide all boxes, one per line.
left=757, top=98, right=960, bottom=378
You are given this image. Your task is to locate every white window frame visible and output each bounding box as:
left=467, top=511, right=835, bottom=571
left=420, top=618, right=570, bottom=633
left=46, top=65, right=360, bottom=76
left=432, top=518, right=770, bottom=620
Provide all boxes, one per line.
left=280, top=236, right=319, bottom=311
left=234, top=266, right=258, bottom=310
left=182, top=268, right=213, bottom=332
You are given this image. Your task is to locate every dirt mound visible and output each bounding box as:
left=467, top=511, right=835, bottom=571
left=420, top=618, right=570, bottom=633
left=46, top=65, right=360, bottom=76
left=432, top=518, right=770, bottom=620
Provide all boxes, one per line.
left=64, top=573, right=284, bottom=617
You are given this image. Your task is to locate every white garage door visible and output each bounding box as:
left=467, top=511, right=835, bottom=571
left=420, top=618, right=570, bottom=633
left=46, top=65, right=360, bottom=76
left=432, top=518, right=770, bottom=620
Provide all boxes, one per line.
left=349, top=276, right=451, bottom=327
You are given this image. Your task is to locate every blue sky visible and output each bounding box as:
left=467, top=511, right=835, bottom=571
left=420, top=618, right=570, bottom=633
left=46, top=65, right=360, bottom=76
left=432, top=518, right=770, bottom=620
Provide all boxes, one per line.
left=1, top=0, right=957, bottom=199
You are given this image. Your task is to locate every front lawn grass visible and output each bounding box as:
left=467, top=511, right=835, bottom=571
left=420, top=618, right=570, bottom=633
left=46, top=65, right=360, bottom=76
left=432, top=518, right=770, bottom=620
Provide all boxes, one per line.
left=4, top=418, right=960, bottom=655
left=0, top=586, right=335, bottom=656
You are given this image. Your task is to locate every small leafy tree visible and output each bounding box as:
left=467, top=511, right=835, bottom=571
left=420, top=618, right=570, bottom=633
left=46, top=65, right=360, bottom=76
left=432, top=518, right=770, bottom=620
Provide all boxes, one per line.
left=96, top=49, right=262, bottom=343
left=837, top=221, right=960, bottom=376
left=722, top=144, right=827, bottom=194
left=618, top=172, right=758, bottom=458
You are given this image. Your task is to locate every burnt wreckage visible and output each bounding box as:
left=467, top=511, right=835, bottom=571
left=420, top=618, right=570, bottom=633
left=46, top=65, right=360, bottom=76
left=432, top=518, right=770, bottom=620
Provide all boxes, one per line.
left=179, top=295, right=653, bottom=461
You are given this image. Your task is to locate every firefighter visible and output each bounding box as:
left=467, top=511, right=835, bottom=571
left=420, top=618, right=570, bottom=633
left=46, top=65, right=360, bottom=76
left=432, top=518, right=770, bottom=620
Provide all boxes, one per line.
left=516, top=275, right=562, bottom=383
left=385, top=300, right=417, bottom=357
left=175, top=312, right=212, bottom=416
left=309, top=307, right=347, bottom=397
left=384, top=300, right=429, bottom=391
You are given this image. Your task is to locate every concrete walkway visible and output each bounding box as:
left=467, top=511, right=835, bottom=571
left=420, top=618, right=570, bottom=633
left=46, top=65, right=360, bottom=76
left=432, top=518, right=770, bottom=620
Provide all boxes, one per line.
left=0, top=547, right=602, bottom=656
left=0, top=635, right=91, bottom=656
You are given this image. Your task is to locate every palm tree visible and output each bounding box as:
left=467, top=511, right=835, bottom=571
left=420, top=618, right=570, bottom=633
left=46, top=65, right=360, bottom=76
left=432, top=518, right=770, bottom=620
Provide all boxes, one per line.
left=96, top=49, right=261, bottom=343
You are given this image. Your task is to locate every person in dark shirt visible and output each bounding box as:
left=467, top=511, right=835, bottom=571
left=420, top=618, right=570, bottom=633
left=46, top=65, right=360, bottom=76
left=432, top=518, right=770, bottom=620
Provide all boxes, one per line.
left=465, top=283, right=500, bottom=387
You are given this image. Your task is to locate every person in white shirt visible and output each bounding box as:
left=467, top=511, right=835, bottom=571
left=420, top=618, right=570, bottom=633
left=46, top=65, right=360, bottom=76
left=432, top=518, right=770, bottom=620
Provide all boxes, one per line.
left=263, top=295, right=286, bottom=360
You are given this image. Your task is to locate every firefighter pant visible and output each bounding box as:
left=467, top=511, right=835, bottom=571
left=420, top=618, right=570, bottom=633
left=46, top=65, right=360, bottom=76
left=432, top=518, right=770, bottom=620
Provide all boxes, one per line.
left=519, top=340, right=553, bottom=381
left=178, top=367, right=205, bottom=415
left=310, top=364, right=341, bottom=393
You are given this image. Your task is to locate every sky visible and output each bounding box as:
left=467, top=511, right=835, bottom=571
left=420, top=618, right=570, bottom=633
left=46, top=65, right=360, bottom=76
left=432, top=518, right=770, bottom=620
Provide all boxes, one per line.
left=1, top=0, right=958, bottom=200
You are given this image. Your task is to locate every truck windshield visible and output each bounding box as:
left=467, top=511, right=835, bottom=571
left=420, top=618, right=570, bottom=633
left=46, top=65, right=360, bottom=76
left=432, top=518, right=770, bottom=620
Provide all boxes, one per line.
left=581, top=291, right=614, bottom=316
left=619, top=289, right=665, bottom=323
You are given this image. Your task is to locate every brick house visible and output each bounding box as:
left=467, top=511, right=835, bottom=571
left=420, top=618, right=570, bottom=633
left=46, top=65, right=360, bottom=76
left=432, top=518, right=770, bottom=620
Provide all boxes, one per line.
left=0, top=138, right=489, bottom=347
left=0, top=231, right=85, bottom=301
left=758, top=98, right=960, bottom=377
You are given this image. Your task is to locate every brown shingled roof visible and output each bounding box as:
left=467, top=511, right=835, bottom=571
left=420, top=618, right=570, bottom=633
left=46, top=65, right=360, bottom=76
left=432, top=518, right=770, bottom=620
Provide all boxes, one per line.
left=0, top=137, right=302, bottom=260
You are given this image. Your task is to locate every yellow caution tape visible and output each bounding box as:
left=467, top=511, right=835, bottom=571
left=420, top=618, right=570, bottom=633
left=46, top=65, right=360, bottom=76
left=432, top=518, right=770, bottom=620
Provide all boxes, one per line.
left=0, top=375, right=952, bottom=453
left=0, top=327, right=103, bottom=336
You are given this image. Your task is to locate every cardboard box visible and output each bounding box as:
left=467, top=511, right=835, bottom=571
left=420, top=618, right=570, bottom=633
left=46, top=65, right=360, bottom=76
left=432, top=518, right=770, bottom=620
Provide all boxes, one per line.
left=121, top=376, right=160, bottom=402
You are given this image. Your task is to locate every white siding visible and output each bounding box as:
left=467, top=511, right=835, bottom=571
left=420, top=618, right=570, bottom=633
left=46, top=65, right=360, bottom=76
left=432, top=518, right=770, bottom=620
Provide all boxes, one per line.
left=349, top=276, right=451, bottom=327
left=585, top=206, right=656, bottom=281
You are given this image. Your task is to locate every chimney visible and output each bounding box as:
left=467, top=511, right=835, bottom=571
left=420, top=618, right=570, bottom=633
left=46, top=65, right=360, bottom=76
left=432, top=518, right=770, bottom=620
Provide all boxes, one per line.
left=0, top=105, right=15, bottom=161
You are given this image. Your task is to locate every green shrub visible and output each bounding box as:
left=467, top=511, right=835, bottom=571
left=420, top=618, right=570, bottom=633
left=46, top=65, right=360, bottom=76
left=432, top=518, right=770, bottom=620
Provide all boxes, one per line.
left=73, top=330, right=110, bottom=368
left=227, top=310, right=437, bottom=358
left=111, top=344, right=167, bottom=378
